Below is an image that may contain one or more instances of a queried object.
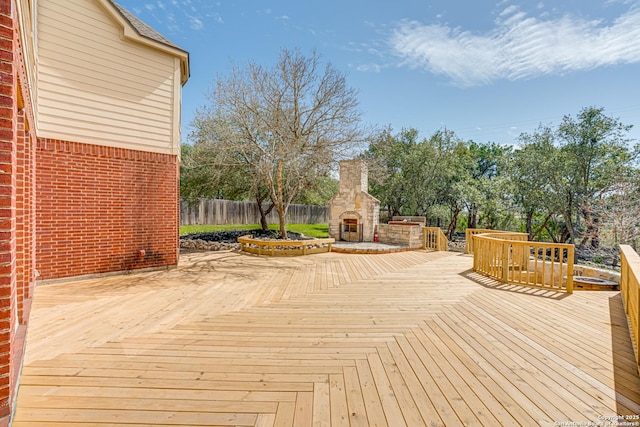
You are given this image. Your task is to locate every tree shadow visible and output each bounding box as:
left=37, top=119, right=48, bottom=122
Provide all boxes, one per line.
left=459, top=268, right=571, bottom=300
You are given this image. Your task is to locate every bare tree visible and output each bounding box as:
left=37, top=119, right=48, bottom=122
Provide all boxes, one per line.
left=191, top=48, right=368, bottom=238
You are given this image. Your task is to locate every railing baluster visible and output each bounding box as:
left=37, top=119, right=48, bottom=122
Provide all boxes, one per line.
left=422, top=227, right=448, bottom=252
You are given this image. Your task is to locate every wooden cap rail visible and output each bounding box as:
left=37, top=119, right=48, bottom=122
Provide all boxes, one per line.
left=238, top=235, right=335, bottom=256
left=620, top=245, right=640, bottom=374
left=465, top=228, right=520, bottom=254
left=472, top=231, right=575, bottom=293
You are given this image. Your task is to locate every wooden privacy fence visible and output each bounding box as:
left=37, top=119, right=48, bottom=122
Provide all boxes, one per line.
left=472, top=231, right=575, bottom=293
left=423, top=227, right=448, bottom=251
left=181, top=199, right=328, bottom=226
left=620, top=245, right=640, bottom=373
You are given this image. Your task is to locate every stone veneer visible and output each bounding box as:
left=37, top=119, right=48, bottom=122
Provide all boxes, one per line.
left=377, top=224, right=424, bottom=248
left=328, top=160, right=380, bottom=242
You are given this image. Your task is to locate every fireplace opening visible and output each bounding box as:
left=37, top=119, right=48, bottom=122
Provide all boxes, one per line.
left=341, top=218, right=363, bottom=242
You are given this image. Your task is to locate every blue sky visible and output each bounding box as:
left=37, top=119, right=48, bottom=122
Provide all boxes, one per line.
left=118, top=0, right=640, bottom=146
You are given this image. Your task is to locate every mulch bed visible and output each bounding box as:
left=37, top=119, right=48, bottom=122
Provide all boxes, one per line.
left=182, top=230, right=308, bottom=243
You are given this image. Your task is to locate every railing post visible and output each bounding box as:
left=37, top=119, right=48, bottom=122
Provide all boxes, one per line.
left=423, top=228, right=427, bottom=250
left=472, top=236, right=477, bottom=270
left=501, top=241, right=509, bottom=282
left=566, top=246, right=574, bottom=294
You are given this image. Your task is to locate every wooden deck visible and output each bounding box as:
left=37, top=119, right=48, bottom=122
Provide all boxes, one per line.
left=14, top=250, right=640, bottom=426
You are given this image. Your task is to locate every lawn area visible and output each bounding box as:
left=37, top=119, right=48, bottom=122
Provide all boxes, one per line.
left=180, top=223, right=329, bottom=238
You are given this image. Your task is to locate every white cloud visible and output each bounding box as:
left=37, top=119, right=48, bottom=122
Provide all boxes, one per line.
left=189, top=16, right=204, bottom=30
left=389, top=5, right=640, bottom=86
left=355, top=63, right=382, bottom=72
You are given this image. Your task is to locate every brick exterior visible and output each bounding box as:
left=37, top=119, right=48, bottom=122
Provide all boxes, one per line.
left=0, top=1, right=184, bottom=422
left=0, top=3, right=15, bottom=414
left=36, top=138, right=179, bottom=280
left=0, top=1, right=38, bottom=423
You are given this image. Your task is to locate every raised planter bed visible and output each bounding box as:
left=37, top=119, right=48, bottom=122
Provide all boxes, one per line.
left=238, top=235, right=335, bottom=256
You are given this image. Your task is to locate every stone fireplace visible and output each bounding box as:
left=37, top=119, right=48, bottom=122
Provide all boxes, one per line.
left=328, top=160, right=380, bottom=242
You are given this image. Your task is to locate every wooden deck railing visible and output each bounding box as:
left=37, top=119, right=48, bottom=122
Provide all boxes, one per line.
left=238, top=235, right=335, bottom=256
left=472, top=232, right=575, bottom=293
left=620, top=245, right=640, bottom=373
left=423, top=227, right=448, bottom=251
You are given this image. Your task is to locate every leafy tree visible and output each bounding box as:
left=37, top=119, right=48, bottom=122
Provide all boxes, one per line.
left=427, top=130, right=470, bottom=237
left=180, top=142, right=276, bottom=229
left=367, top=127, right=472, bottom=236
left=509, top=127, right=571, bottom=240
left=294, top=174, right=339, bottom=206
left=367, top=128, right=443, bottom=219
left=366, top=127, right=415, bottom=218
left=508, top=107, right=635, bottom=245
left=181, top=143, right=241, bottom=202
left=191, top=48, right=368, bottom=238
left=464, top=141, right=511, bottom=230
left=557, top=106, right=634, bottom=247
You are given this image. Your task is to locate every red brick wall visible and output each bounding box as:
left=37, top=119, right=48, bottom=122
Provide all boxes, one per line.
left=0, top=0, right=16, bottom=417
left=0, top=0, right=37, bottom=422
left=36, top=139, right=179, bottom=280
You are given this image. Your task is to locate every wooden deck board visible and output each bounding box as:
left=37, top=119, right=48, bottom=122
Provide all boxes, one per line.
left=342, top=366, right=369, bottom=427
left=14, top=250, right=640, bottom=425
left=440, top=304, right=591, bottom=422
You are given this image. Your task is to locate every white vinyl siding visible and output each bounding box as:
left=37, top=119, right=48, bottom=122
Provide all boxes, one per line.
left=36, top=0, right=180, bottom=154
left=17, top=0, right=38, bottom=124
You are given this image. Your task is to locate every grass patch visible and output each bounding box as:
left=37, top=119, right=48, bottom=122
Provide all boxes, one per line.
left=180, top=223, right=329, bottom=238
left=286, top=223, right=329, bottom=238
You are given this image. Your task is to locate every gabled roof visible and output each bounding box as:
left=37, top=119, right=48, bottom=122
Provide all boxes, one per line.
left=108, top=0, right=182, bottom=51
left=100, top=0, right=190, bottom=84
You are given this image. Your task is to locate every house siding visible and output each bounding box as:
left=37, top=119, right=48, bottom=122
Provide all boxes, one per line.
left=36, top=138, right=179, bottom=280
left=36, top=0, right=180, bottom=154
